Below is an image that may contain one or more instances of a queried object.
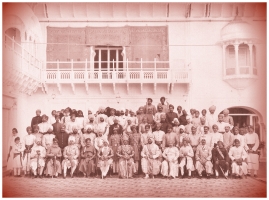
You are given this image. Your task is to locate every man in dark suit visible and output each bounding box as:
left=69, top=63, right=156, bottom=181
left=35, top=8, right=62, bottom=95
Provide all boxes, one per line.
left=52, top=115, right=63, bottom=136
left=31, top=109, right=42, bottom=131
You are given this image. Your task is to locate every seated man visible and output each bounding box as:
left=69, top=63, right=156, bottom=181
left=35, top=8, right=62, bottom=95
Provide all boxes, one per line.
left=141, top=136, right=161, bottom=179
left=161, top=141, right=179, bottom=179
left=79, top=138, right=96, bottom=178
left=30, top=138, right=46, bottom=178
left=116, top=135, right=136, bottom=179
left=45, top=138, right=62, bottom=178
left=98, top=139, right=113, bottom=179
left=62, top=136, right=79, bottom=178
left=229, top=139, right=248, bottom=179
left=212, top=141, right=229, bottom=179
left=178, top=138, right=195, bottom=179
left=195, top=137, right=213, bottom=179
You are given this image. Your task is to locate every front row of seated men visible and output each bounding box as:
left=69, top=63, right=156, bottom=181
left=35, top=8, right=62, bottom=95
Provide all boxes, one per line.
left=24, top=130, right=248, bottom=180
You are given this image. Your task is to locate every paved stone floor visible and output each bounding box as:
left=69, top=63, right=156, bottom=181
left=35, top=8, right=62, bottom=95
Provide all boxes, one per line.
left=3, top=175, right=266, bottom=197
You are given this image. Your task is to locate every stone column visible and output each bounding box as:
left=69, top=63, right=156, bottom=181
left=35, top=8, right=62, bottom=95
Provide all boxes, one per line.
left=234, top=44, right=239, bottom=75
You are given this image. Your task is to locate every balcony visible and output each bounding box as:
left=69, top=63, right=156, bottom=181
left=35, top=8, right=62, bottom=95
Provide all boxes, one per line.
left=43, top=60, right=190, bottom=94
left=3, top=34, right=42, bottom=95
left=44, top=61, right=190, bottom=83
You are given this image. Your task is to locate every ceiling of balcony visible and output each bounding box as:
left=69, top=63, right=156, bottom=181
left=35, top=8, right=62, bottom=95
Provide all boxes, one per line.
left=25, top=3, right=266, bottom=20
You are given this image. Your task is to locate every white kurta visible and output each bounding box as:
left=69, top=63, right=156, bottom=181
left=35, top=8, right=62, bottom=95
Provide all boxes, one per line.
left=7, top=134, right=19, bottom=170
left=153, top=130, right=165, bottom=142
left=12, top=142, right=25, bottom=168
left=161, top=146, right=179, bottom=178
left=154, top=112, right=165, bottom=124
left=76, top=117, right=85, bottom=130
left=206, top=113, right=218, bottom=131
left=178, top=145, right=195, bottom=171
left=211, top=132, right=223, bottom=146
left=95, top=122, right=109, bottom=139
left=30, top=145, right=46, bottom=170
left=42, top=134, right=55, bottom=149
left=245, top=132, right=260, bottom=170
left=49, top=115, right=56, bottom=125
left=229, top=146, right=248, bottom=175
left=215, top=121, right=230, bottom=133
left=38, top=122, right=53, bottom=133
left=66, top=121, right=80, bottom=134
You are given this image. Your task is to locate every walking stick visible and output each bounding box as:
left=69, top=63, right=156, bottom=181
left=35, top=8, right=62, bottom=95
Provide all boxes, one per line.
left=219, top=166, right=228, bottom=179
left=37, top=151, right=40, bottom=176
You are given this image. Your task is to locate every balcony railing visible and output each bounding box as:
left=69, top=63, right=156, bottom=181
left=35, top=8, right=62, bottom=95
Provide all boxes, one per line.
left=43, top=60, right=190, bottom=84
left=3, top=34, right=42, bottom=80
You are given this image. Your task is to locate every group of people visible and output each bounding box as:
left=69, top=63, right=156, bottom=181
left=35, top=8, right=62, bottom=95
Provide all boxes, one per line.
left=7, top=97, right=261, bottom=180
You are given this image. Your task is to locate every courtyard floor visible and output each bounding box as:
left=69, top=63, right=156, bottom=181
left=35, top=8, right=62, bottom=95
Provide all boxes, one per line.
left=3, top=174, right=266, bottom=197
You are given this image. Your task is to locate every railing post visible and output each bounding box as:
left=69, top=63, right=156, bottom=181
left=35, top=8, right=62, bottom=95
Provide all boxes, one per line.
left=71, top=59, right=74, bottom=80
left=126, top=58, right=129, bottom=80
left=85, top=58, right=88, bottom=80
left=140, top=58, right=143, bottom=80
left=154, top=58, right=157, bottom=80
left=112, top=59, right=115, bottom=80
left=57, top=60, right=60, bottom=80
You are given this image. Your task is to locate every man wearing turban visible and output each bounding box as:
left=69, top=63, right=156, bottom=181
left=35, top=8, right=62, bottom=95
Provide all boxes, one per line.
left=223, top=109, right=234, bottom=126
left=116, top=135, right=136, bottom=178
left=195, top=137, right=213, bottom=179
left=62, top=136, right=79, bottom=178
left=141, top=136, right=161, bottom=179
left=30, top=138, right=46, bottom=178
left=207, top=105, right=218, bottom=132
left=161, top=141, right=180, bottom=179
left=97, top=139, right=113, bottom=179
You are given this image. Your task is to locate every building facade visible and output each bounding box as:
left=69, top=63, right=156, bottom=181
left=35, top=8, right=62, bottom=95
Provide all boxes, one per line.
left=3, top=2, right=266, bottom=165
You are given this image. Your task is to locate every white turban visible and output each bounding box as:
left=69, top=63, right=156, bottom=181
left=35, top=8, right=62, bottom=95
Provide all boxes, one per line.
left=186, top=115, right=191, bottom=120
left=172, top=118, right=179, bottom=124
left=72, top=125, right=79, bottom=131
left=179, top=125, right=185, bottom=130
left=85, top=124, right=93, bottom=130
left=68, top=135, right=76, bottom=142
left=209, top=105, right=216, bottom=111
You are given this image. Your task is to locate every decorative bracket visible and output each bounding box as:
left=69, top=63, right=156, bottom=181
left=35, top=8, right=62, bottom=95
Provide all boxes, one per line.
left=140, top=83, right=143, bottom=94
left=113, top=82, right=116, bottom=94
left=71, top=83, right=75, bottom=95
left=85, top=82, right=89, bottom=95
left=57, top=82, right=62, bottom=95
left=154, top=83, right=157, bottom=94
left=99, top=83, right=102, bottom=94
left=126, top=82, right=129, bottom=95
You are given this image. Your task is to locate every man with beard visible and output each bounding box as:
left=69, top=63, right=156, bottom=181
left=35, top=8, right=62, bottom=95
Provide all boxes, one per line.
left=55, top=125, right=69, bottom=156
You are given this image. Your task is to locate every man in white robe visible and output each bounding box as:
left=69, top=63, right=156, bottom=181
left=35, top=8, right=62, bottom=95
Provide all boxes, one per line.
left=244, top=126, right=259, bottom=177
left=206, top=105, right=218, bottom=132
left=161, top=141, right=179, bottom=179
left=229, top=139, right=248, bottom=178
left=38, top=115, right=53, bottom=134
left=178, top=138, right=195, bottom=178
left=30, top=138, right=46, bottom=178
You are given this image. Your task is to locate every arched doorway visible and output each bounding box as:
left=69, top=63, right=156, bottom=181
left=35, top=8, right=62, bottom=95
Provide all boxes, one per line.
left=219, top=106, right=266, bottom=161
left=4, top=27, right=22, bottom=54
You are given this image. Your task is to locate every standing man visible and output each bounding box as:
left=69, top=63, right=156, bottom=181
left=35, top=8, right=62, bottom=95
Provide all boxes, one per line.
left=207, top=105, right=218, bottom=132
left=162, top=125, right=178, bottom=150
left=38, top=115, right=53, bottom=134
left=216, top=114, right=230, bottom=134
left=49, top=110, right=57, bottom=125
left=153, top=123, right=165, bottom=150
left=166, top=104, right=178, bottom=126
left=30, top=138, right=46, bottom=178
left=144, top=98, right=157, bottom=115
left=223, top=109, right=234, bottom=126
left=55, top=125, right=69, bottom=156
left=52, top=115, right=63, bottom=136
left=176, top=106, right=183, bottom=118
left=31, top=109, right=42, bottom=131
left=223, top=125, right=234, bottom=152
left=157, top=97, right=169, bottom=114
left=245, top=126, right=260, bottom=177
left=22, top=126, right=36, bottom=177
left=179, top=110, right=188, bottom=126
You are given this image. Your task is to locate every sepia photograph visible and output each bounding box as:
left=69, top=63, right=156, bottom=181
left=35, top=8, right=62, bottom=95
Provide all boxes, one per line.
left=2, top=2, right=267, bottom=198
